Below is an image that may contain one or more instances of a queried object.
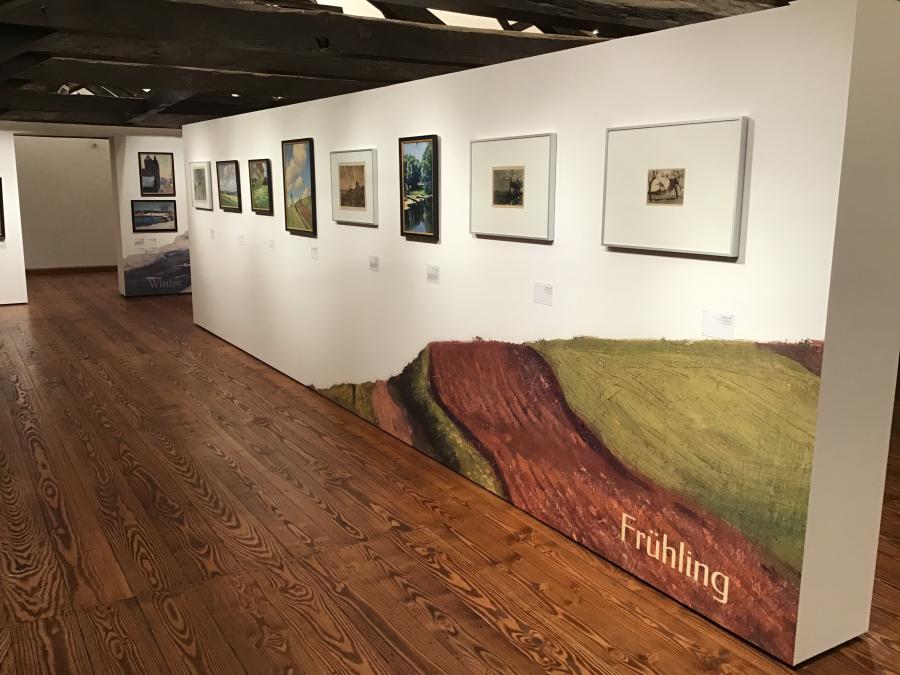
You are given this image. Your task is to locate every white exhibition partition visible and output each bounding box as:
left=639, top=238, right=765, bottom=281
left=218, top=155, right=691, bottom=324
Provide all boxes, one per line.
left=0, top=131, right=27, bottom=305
left=184, top=0, right=900, bottom=663
left=794, top=0, right=900, bottom=661
left=112, top=135, right=191, bottom=297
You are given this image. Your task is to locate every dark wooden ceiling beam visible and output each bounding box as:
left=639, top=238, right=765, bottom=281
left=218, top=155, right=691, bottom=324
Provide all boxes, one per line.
left=369, top=2, right=444, bottom=24
left=0, top=23, right=53, bottom=61
left=0, top=0, right=598, bottom=67
left=22, top=57, right=389, bottom=100
left=0, top=108, right=213, bottom=127
left=0, top=87, right=260, bottom=127
left=127, top=88, right=195, bottom=125
left=0, top=89, right=146, bottom=116
left=32, top=31, right=461, bottom=84
left=354, top=0, right=788, bottom=33
left=0, top=50, right=48, bottom=80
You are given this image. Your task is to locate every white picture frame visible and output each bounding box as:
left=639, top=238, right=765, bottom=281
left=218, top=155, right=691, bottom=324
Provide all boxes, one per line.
left=330, top=148, right=377, bottom=226
left=601, top=117, right=749, bottom=258
left=470, top=133, right=556, bottom=241
left=189, top=161, right=213, bottom=211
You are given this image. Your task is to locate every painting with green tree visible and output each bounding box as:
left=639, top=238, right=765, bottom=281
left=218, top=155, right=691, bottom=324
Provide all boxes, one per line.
left=249, top=158, right=273, bottom=215
left=400, top=135, right=439, bottom=238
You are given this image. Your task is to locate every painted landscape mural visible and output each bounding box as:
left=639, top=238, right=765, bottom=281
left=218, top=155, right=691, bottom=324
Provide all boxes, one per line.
left=123, top=232, right=191, bottom=296
left=319, top=337, right=823, bottom=662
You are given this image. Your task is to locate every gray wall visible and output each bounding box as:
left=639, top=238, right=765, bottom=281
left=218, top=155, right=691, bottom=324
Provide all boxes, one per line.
left=15, top=135, right=118, bottom=270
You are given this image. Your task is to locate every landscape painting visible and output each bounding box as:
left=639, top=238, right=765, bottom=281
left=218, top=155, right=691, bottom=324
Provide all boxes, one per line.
left=282, top=138, right=317, bottom=237
left=339, top=162, right=366, bottom=210
left=319, top=337, right=824, bottom=663
left=647, top=168, right=686, bottom=205
left=216, top=160, right=242, bottom=212
left=139, top=152, right=175, bottom=196
left=190, top=161, right=212, bottom=210
left=131, top=200, right=177, bottom=232
left=249, top=158, right=273, bottom=215
left=400, top=135, right=439, bottom=238
left=492, top=165, right=525, bottom=208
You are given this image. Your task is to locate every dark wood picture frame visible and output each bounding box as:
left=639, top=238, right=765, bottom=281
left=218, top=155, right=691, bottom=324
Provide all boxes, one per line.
left=138, top=151, right=176, bottom=197
left=281, top=138, right=317, bottom=238
left=0, top=177, right=5, bottom=241
left=130, top=199, right=178, bottom=233
left=248, top=158, right=274, bottom=216
left=216, top=160, right=243, bottom=213
left=399, top=134, right=440, bottom=241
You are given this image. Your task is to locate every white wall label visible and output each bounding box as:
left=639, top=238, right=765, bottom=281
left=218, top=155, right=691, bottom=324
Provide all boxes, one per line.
left=310, top=246, right=319, bottom=260
left=369, top=255, right=380, bottom=272
left=426, top=264, right=440, bottom=284
left=238, top=233, right=246, bottom=246
left=702, top=310, right=736, bottom=339
left=268, top=239, right=276, bottom=252
left=534, top=282, right=554, bottom=306
left=0, top=241, right=5, bottom=250
left=210, top=227, right=215, bottom=239
left=134, top=238, right=145, bottom=247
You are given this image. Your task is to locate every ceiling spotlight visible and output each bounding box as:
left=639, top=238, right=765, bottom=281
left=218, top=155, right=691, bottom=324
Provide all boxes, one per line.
left=592, top=28, right=599, bottom=35
left=273, top=96, right=284, bottom=101
left=142, top=88, right=151, bottom=92
left=231, top=93, right=241, bottom=98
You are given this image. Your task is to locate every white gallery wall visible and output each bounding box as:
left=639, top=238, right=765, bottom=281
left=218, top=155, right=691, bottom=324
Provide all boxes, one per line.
left=15, top=136, right=118, bottom=270
left=111, top=135, right=188, bottom=295
left=186, top=0, right=853, bottom=389
left=0, top=131, right=27, bottom=305
left=795, top=0, right=900, bottom=661
left=185, top=0, right=900, bottom=663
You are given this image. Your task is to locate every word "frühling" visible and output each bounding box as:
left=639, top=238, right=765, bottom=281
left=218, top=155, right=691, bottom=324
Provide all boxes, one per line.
left=621, top=513, right=730, bottom=604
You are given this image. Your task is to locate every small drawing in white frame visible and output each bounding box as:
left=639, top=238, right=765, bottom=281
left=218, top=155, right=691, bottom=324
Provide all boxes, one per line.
left=492, top=165, right=525, bottom=208
left=647, top=168, right=685, bottom=206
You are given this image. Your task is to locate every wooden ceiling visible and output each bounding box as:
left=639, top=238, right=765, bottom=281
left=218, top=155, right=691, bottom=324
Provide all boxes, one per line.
left=0, top=0, right=788, bottom=129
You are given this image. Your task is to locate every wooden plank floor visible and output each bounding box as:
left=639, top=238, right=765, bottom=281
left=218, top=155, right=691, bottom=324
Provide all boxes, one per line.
left=0, top=271, right=897, bottom=674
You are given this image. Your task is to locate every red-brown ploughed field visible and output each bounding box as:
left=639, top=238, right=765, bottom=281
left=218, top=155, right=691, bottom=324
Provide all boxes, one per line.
left=428, top=341, right=799, bottom=662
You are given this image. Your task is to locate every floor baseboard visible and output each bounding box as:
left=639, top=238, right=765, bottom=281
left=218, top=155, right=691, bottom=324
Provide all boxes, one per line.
left=26, top=265, right=118, bottom=275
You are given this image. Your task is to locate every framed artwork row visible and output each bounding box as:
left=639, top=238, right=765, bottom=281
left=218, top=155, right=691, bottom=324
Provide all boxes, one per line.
left=282, top=138, right=317, bottom=237
left=470, top=133, right=556, bottom=242
left=139, top=152, right=175, bottom=197
left=191, top=117, right=748, bottom=258
left=190, top=161, right=212, bottom=211
left=249, top=158, right=274, bottom=216
left=399, top=134, right=439, bottom=240
left=131, top=200, right=177, bottom=233
left=330, top=148, right=377, bottom=227
left=601, top=117, right=749, bottom=258
left=215, top=160, right=242, bottom=213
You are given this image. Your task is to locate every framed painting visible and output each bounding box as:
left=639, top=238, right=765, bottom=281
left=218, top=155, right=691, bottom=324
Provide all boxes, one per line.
left=216, top=160, right=242, bottom=213
left=399, top=134, right=439, bottom=239
left=281, top=138, right=317, bottom=237
left=249, top=158, right=274, bottom=216
left=190, top=161, right=213, bottom=211
left=139, top=152, right=175, bottom=196
left=470, top=133, right=556, bottom=241
left=330, top=149, right=377, bottom=226
left=601, top=117, right=749, bottom=258
left=131, top=200, right=177, bottom=233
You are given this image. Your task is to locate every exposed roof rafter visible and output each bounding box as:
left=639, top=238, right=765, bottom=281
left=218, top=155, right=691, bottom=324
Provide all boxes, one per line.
left=0, top=0, right=790, bottom=128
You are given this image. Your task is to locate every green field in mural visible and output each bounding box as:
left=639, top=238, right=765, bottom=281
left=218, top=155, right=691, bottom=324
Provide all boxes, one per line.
left=529, top=338, right=819, bottom=573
